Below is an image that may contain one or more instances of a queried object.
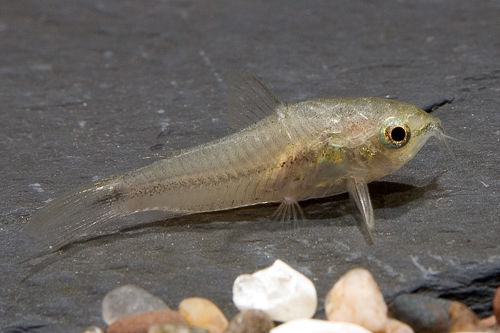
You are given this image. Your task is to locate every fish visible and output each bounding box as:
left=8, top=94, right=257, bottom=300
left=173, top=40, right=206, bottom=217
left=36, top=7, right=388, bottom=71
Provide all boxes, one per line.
left=25, top=70, right=452, bottom=252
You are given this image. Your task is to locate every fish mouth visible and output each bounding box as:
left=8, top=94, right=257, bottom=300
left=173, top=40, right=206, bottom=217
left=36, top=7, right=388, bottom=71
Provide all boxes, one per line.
left=429, top=120, right=459, bottom=163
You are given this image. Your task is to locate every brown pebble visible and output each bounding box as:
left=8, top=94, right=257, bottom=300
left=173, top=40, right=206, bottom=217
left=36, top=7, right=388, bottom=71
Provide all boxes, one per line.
left=493, top=286, right=500, bottom=324
left=148, top=324, right=208, bottom=333
left=107, top=309, right=188, bottom=333
left=224, top=309, right=274, bottom=333
left=448, top=301, right=485, bottom=332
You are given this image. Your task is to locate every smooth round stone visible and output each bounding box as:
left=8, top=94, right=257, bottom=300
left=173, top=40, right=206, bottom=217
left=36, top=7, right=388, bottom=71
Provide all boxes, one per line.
left=148, top=324, right=209, bottom=333
left=479, top=315, right=497, bottom=328
left=83, top=326, right=104, bottom=333
left=494, top=286, right=500, bottom=324
left=178, top=297, right=229, bottom=333
left=384, top=318, right=414, bottom=333
left=325, top=268, right=387, bottom=332
left=269, top=319, right=372, bottom=333
left=388, top=294, right=452, bottom=333
left=106, top=309, right=187, bottom=333
left=103, top=285, right=170, bottom=325
left=224, top=309, right=274, bottom=333
left=232, top=260, right=317, bottom=322
left=448, top=301, right=484, bottom=332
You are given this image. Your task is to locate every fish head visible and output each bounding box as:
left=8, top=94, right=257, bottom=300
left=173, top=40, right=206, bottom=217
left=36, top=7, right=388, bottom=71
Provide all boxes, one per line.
left=354, top=98, right=449, bottom=179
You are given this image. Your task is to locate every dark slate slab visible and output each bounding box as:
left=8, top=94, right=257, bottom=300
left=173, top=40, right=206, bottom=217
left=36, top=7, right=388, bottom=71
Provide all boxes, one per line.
left=1, top=0, right=499, bottom=332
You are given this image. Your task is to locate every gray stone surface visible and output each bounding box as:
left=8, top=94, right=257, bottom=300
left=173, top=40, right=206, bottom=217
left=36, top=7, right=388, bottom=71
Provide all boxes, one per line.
left=1, top=0, right=499, bottom=332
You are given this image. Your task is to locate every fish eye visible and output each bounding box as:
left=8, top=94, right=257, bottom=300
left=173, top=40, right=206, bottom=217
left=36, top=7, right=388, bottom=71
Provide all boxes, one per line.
left=379, top=118, right=411, bottom=149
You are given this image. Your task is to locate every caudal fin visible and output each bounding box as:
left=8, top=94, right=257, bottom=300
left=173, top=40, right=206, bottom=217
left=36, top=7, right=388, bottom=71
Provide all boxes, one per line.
left=24, top=175, right=128, bottom=254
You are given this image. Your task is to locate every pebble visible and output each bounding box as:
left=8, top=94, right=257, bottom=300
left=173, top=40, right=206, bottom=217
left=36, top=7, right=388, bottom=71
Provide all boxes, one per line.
left=148, top=324, right=209, bottom=333
left=388, top=294, right=452, bottom=333
left=106, top=309, right=188, bottom=333
left=178, top=297, right=229, bottom=333
left=83, top=326, right=104, bottom=333
left=325, top=268, right=387, bottom=332
left=224, top=309, right=274, bottom=333
left=448, top=301, right=484, bottom=332
left=269, top=319, right=372, bottom=333
left=479, top=314, right=496, bottom=328
left=232, top=260, right=317, bottom=322
left=102, top=285, right=170, bottom=325
left=494, top=286, right=500, bottom=324
left=383, top=318, right=414, bottom=333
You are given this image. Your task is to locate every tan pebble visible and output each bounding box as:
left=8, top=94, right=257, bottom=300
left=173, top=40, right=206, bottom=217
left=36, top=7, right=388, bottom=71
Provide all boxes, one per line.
left=224, top=309, right=274, bottom=333
left=178, top=297, right=229, bottom=333
left=448, top=301, right=485, bottom=332
left=479, top=314, right=496, bottom=328
left=382, top=318, right=414, bottom=333
left=325, top=268, right=387, bottom=332
left=494, top=287, right=500, bottom=324
left=106, top=309, right=188, bottom=333
left=148, top=324, right=209, bottom=333
left=83, top=326, right=104, bottom=333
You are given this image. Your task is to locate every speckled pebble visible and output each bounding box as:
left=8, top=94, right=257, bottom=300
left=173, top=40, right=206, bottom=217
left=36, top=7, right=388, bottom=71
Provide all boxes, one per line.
left=232, top=260, right=317, bottom=322
left=493, top=286, right=500, bottom=324
left=269, top=319, right=372, bottom=333
left=383, top=318, right=414, bottom=333
left=325, top=268, right=387, bottom=332
left=83, top=326, right=104, bottom=333
left=148, top=324, right=209, bottom=333
left=102, top=285, right=170, bottom=325
left=178, top=297, right=229, bottom=333
left=388, top=294, right=452, bottom=333
left=448, top=301, right=484, bottom=332
left=224, top=309, right=274, bottom=333
left=106, top=309, right=188, bottom=333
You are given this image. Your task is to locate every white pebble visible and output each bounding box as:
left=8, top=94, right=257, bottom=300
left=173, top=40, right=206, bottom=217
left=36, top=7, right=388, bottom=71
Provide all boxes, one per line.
left=232, top=260, right=317, bottom=322
left=325, top=268, right=387, bottom=332
left=270, top=319, right=372, bottom=333
left=82, top=326, right=104, bottom=333
left=102, top=285, right=169, bottom=325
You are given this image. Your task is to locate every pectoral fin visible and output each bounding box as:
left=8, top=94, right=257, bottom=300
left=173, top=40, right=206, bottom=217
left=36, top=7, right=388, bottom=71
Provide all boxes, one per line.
left=347, top=179, right=375, bottom=245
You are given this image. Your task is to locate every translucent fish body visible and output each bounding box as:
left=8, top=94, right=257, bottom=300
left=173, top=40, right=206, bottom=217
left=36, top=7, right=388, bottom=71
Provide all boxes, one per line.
left=25, top=71, right=447, bottom=251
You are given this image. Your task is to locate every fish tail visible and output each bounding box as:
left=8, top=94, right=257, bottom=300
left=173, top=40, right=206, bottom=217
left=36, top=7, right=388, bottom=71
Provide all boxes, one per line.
left=24, top=175, right=129, bottom=253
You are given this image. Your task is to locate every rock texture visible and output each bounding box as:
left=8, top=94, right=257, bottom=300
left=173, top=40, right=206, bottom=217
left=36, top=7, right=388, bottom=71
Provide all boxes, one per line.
left=1, top=0, right=500, bottom=332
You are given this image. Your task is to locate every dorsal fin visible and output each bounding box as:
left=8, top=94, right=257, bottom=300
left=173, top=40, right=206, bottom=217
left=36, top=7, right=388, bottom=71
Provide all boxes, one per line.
left=226, top=70, right=284, bottom=130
